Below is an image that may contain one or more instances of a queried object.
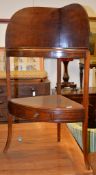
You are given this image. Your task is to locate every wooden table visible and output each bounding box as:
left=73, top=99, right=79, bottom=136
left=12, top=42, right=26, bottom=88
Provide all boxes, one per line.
left=8, top=94, right=85, bottom=144
left=8, top=95, right=84, bottom=124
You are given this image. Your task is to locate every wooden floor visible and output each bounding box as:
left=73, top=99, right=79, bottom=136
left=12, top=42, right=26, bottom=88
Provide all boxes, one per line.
left=0, top=123, right=94, bottom=175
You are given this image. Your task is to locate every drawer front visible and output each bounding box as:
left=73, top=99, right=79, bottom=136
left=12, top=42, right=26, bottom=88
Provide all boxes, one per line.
left=0, top=85, right=7, bottom=121
left=0, top=86, right=6, bottom=96
left=13, top=82, right=50, bottom=97
left=0, top=96, right=7, bottom=121
left=0, top=96, right=7, bottom=105
left=0, top=107, right=7, bottom=121
left=89, top=95, right=96, bottom=108
left=53, top=111, right=84, bottom=122
left=29, top=111, right=52, bottom=122
left=11, top=106, right=52, bottom=122
left=18, top=86, right=34, bottom=97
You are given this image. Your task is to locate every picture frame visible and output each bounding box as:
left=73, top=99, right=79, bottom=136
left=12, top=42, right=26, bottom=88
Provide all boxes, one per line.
left=89, top=17, right=96, bottom=34
left=0, top=47, right=6, bottom=71
left=11, top=56, right=44, bottom=72
left=89, top=17, right=96, bottom=56
left=0, top=47, right=47, bottom=79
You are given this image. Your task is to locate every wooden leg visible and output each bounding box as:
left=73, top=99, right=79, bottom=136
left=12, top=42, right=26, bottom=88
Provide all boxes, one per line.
left=3, top=115, right=13, bottom=153
left=82, top=51, right=91, bottom=169
left=82, top=121, right=90, bottom=170
left=57, top=123, right=61, bottom=142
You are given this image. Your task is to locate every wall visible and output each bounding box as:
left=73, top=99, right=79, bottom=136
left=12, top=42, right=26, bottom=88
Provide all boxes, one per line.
left=0, top=0, right=96, bottom=89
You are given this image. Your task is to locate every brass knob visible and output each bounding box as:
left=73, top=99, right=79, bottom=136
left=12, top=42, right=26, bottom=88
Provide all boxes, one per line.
left=33, top=112, right=40, bottom=118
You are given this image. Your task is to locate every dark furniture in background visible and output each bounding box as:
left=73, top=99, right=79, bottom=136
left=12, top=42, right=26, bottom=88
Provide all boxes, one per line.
left=79, top=62, right=96, bottom=89
left=4, top=4, right=90, bottom=170
left=0, top=79, right=50, bottom=122
left=60, top=58, right=77, bottom=89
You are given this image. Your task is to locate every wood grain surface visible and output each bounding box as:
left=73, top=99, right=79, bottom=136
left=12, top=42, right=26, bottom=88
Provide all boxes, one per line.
left=0, top=123, right=93, bottom=175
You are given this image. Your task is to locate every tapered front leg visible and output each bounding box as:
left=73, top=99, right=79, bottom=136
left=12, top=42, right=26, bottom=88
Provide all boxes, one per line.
left=82, top=50, right=91, bottom=169
left=3, top=115, right=13, bottom=153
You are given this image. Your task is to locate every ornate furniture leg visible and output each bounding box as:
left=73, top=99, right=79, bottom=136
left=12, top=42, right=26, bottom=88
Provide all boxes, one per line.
left=3, top=115, right=12, bottom=153
left=63, top=60, right=69, bottom=84
left=61, top=59, right=77, bottom=89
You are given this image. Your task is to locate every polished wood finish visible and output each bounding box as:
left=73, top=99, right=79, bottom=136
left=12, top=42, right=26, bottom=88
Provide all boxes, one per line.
left=62, top=87, right=96, bottom=128
left=8, top=95, right=85, bottom=122
left=0, top=79, right=50, bottom=122
left=6, top=5, right=89, bottom=51
left=4, top=4, right=90, bottom=170
left=0, top=123, right=93, bottom=175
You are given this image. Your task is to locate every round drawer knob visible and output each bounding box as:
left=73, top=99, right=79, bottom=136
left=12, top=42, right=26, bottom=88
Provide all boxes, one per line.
left=33, top=112, right=40, bottom=118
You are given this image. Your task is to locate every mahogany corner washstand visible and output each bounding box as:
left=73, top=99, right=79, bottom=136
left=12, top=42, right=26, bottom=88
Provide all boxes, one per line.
left=4, top=4, right=90, bottom=169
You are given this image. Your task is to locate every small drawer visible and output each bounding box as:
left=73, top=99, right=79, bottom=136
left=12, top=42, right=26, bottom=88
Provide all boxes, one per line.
left=13, top=107, right=52, bottom=122
left=18, top=86, right=33, bottom=97
left=25, top=110, right=53, bottom=122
